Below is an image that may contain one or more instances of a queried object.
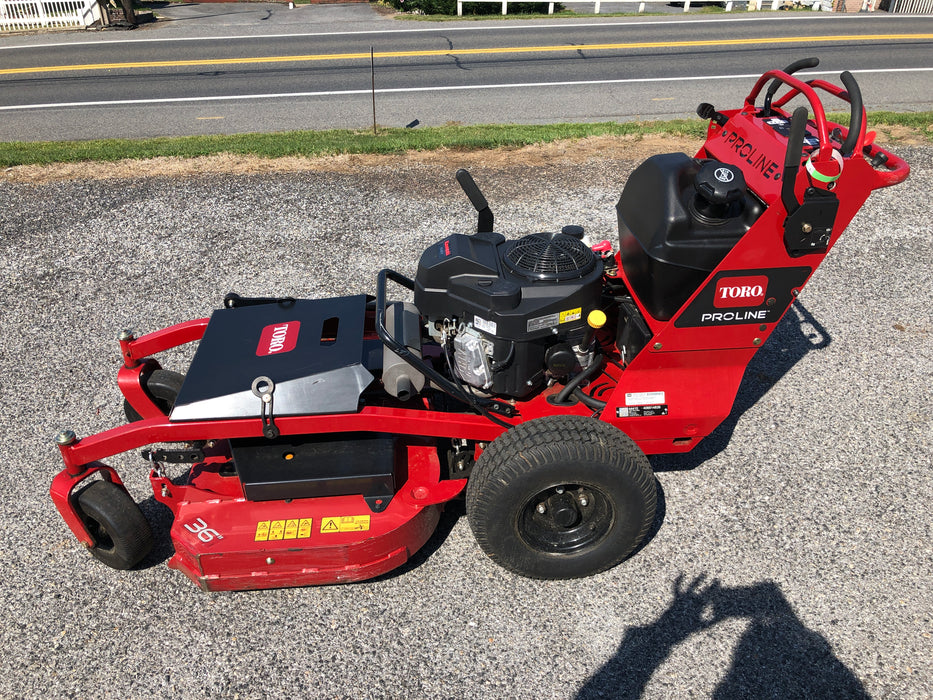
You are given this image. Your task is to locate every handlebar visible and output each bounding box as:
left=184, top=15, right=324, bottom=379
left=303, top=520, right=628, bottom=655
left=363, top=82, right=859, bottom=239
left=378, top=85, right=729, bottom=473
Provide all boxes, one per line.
left=741, top=65, right=909, bottom=199
left=763, top=57, right=820, bottom=116
left=838, top=71, right=863, bottom=157
left=769, top=75, right=867, bottom=158
left=762, top=70, right=908, bottom=188
left=744, top=70, right=833, bottom=155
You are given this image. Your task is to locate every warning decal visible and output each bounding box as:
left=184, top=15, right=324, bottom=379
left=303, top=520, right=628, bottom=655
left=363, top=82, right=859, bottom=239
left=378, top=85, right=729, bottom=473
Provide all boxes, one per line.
left=255, top=518, right=312, bottom=542
left=617, top=405, right=668, bottom=418
left=320, top=515, right=371, bottom=533
left=625, top=391, right=666, bottom=407
left=559, top=307, right=582, bottom=324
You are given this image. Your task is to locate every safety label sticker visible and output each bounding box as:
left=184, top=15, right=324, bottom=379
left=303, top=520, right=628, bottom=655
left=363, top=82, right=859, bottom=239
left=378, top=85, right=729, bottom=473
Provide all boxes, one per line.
left=617, top=405, right=668, bottom=418
left=473, top=315, right=497, bottom=335
left=254, top=518, right=313, bottom=542
left=320, top=515, right=371, bottom=533
left=625, top=391, right=666, bottom=406
left=527, top=312, right=559, bottom=333
left=559, top=307, right=582, bottom=324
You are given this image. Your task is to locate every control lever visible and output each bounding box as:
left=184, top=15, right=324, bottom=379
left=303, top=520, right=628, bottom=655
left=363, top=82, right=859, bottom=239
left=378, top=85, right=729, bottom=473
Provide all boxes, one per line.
left=456, top=169, right=494, bottom=234
left=781, top=106, right=810, bottom=217
left=696, top=102, right=727, bottom=127
left=781, top=106, right=839, bottom=257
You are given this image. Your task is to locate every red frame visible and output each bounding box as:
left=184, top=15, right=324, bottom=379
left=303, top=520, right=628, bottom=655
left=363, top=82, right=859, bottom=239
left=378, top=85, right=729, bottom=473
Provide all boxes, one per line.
left=50, top=69, right=909, bottom=590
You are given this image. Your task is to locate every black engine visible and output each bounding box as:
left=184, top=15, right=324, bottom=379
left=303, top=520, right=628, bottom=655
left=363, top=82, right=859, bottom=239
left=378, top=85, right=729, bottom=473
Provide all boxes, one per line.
left=414, top=229, right=603, bottom=398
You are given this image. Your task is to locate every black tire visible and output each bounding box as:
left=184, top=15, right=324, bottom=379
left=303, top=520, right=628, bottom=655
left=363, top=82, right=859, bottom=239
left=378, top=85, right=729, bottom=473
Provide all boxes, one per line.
left=123, top=369, right=185, bottom=422
left=466, top=416, right=656, bottom=579
left=76, top=480, right=154, bottom=570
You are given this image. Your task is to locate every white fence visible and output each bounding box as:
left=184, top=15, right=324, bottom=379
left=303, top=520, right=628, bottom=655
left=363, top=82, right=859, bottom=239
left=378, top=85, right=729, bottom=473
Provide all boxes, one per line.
left=456, top=0, right=867, bottom=13
left=885, top=0, right=933, bottom=10
left=0, top=0, right=101, bottom=31
left=456, top=0, right=757, bottom=14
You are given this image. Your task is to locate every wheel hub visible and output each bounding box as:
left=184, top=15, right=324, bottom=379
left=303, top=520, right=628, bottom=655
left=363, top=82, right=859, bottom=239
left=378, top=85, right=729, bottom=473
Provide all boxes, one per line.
left=546, top=492, right=581, bottom=528
left=521, top=484, right=611, bottom=554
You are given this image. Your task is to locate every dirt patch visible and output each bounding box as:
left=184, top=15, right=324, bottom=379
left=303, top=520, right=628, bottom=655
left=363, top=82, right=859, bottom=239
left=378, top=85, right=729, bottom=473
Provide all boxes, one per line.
left=870, top=124, right=932, bottom=146
left=2, top=134, right=702, bottom=184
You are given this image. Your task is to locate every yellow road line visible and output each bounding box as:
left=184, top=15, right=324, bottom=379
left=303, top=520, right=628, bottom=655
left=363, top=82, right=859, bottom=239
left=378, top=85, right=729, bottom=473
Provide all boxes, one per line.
left=2, top=34, right=931, bottom=76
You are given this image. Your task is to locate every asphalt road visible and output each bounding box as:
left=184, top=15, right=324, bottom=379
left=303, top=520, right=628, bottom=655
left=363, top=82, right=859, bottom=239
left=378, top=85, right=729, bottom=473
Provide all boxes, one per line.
left=1, top=7, right=932, bottom=140
left=0, top=138, right=930, bottom=697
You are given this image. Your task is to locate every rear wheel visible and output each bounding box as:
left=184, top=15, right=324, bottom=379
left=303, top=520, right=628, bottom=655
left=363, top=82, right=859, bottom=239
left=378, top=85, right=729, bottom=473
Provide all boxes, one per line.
left=466, top=416, right=656, bottom=579
left=76, top=480, right=154, bottom=570
left=123, top=369, right=185, bottom=422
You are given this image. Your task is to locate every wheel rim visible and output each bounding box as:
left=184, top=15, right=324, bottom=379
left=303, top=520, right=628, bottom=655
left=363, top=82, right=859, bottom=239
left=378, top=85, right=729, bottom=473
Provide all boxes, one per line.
left=85, top=518, right=116, bottom=553
left=518, top=484, right=614, bottom=554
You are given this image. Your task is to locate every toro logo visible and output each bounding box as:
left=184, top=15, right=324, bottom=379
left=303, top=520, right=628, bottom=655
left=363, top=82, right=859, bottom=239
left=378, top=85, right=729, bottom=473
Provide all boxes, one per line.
left=256, top=321, right=301, bottom=356
left=714, top=276, right=768, bottom=309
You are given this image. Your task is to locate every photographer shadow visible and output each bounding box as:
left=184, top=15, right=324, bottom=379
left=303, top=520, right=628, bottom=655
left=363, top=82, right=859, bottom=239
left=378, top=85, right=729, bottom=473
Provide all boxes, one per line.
left=651, top=300, right=830, bottom=473
left=577, top=575, right=870, bottom=699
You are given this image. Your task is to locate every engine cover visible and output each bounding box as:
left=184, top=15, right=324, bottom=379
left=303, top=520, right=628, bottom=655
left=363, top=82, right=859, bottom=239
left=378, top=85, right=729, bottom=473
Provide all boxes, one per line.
left=414, top=231, right=603, bottom=397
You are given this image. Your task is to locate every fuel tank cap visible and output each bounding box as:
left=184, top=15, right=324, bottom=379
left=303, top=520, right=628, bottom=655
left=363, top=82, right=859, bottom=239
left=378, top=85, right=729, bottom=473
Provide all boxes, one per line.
left=695, top=161, right=746, bottom=206
left=693, top=161, right=747, bottom=222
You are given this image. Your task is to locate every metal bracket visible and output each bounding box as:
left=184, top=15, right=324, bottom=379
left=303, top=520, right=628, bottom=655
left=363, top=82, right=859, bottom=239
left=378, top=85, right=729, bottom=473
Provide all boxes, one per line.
left=252, top=376, right=279, bottom=439
left=224, top=292, right=296, bottom=309
left=141, top=447, right=204, bottom=464
left=783, top=187, right=839, bottom=257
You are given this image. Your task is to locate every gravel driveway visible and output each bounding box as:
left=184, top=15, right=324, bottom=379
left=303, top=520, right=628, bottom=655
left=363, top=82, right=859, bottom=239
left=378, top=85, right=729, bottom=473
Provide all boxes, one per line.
left=1, top=143, right=930, bottom=698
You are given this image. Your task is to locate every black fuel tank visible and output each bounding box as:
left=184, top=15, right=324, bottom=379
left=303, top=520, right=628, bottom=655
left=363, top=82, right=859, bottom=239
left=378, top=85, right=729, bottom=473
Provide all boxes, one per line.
left=618, top=153, right=765, bottom=321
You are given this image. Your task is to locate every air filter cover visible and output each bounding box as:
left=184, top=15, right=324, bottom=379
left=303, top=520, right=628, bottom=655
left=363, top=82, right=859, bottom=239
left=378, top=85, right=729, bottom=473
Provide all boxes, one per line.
left=504, top=232, right=596, bottom=281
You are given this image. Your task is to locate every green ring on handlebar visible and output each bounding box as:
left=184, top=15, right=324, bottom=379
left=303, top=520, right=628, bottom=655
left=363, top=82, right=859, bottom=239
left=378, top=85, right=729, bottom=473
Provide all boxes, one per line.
left=805, top=149, right=844, bottom=184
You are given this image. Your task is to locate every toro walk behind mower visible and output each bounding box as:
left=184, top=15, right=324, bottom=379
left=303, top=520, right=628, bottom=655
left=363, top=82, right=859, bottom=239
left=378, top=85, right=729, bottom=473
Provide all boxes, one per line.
left=51, top=60, right=908, bottom=591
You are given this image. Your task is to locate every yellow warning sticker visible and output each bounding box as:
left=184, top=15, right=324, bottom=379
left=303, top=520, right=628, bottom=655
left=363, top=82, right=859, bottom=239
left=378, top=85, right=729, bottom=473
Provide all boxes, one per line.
left=559, top=307, right=582, bottom=324
left=255, top=518, right=313, bottom=542
left=297, top=518, right=312, bottom=538
left=268, top=520, right=285, bottom=540
left=320, top=515, right=371, bottom=533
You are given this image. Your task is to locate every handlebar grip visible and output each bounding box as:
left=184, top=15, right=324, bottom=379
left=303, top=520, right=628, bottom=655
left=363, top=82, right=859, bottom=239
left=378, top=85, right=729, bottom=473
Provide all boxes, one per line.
left=839, top=71, right=863, bottom=157
left=764, top=57, right=819, bottom=115
left=456, top=169, right=488, bottom=212
left=781, top=106, right=810, bottom=215
left=456, top=168, right=494, bottom=234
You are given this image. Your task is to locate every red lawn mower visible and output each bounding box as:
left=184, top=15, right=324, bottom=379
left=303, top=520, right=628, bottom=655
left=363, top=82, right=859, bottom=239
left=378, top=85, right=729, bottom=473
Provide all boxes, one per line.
left=51, top=59, right=908, bottom=591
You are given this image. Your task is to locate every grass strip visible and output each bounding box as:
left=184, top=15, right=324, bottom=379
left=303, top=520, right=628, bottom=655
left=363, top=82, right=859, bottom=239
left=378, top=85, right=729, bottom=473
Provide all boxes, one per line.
left=1, top=113, right=929, bottom=169
left=0, top=121, right=704, bottom=168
